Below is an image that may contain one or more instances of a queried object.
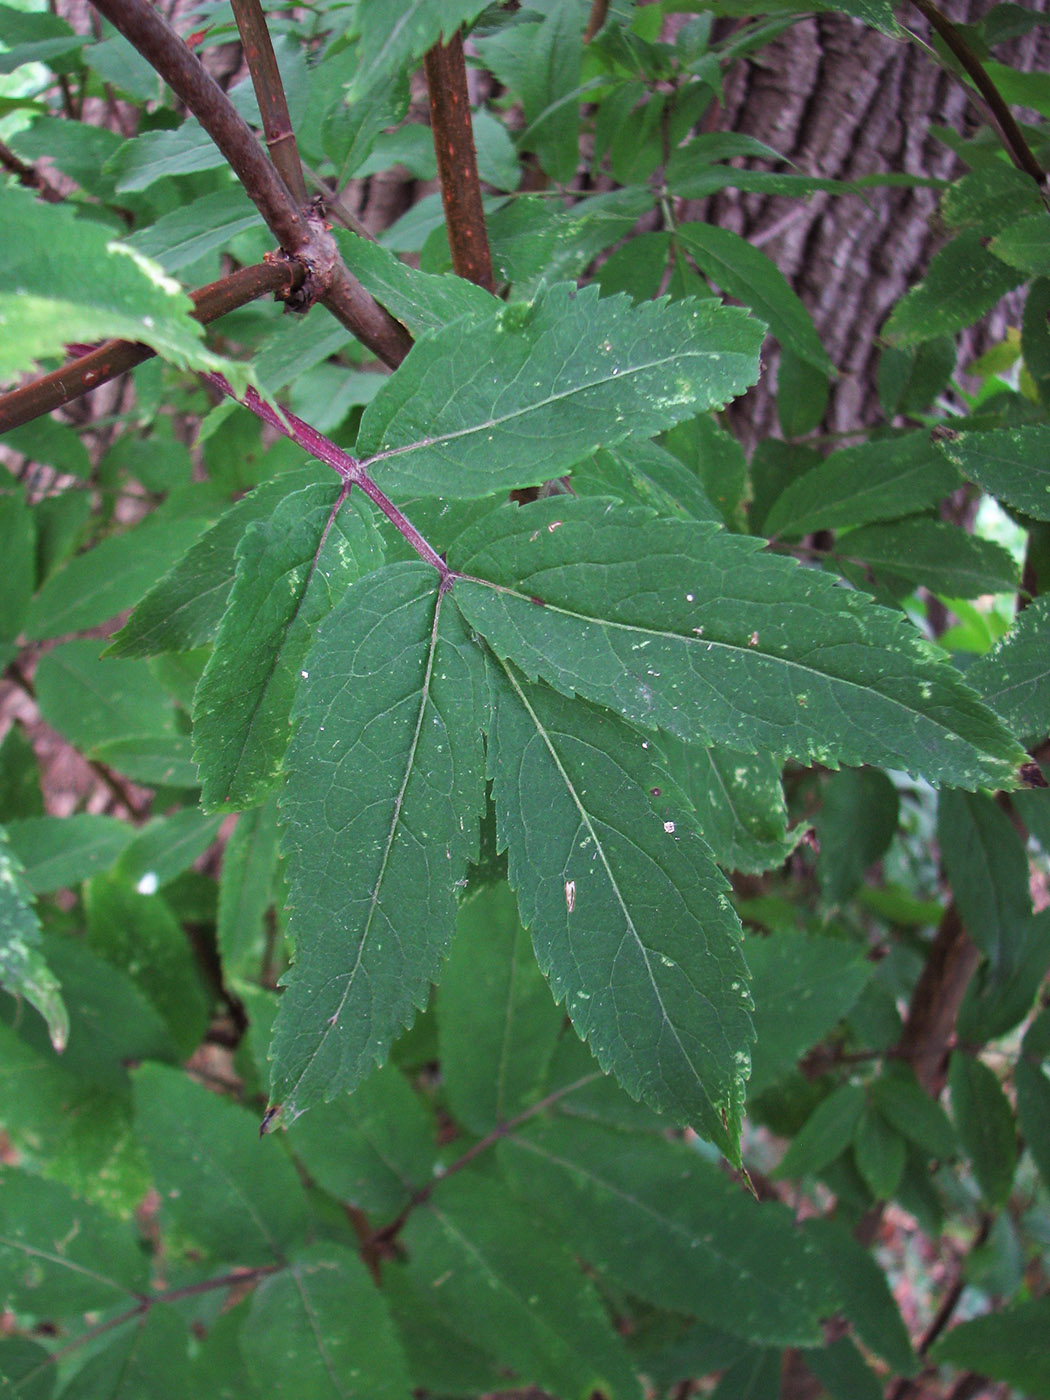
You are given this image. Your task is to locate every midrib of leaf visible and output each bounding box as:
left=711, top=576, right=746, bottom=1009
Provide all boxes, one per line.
left=499, top=660, right=710, bottom=1091
left=467, top=574, right=977, bottom=747
left=218, top=491, right=347, bottom=798
left=290, top=1261, right=351, bottom=1398
left=282, top=585, right=446, bottom=1104
left=0, top=1235, right=138, bottom=1299
left=365, top=349, right=706, bottom=465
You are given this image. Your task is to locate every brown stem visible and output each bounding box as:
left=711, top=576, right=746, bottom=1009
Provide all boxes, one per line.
left=424, top=32, right=495, bottom=292
left=87, top=0, right=411, bottom=366
left=895, top=902, right=980, bottom=1097
left=583, top=0, right=610, bottom=43
left=0, top=260, right=297, bottom=433
left=229, top=0, right=309, bottom=205
left=908, top=0, right=1046, bottom=186
left=0, top=139, right=64, bottom=202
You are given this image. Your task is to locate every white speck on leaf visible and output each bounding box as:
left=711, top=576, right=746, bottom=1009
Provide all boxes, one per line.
left=565, top=879, right=576, bottom=913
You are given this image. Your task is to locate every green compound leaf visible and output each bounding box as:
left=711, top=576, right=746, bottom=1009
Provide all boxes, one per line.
left=968, top=594, right=1050, bottom=740
left=109, top=467, right=328, bottom=659
left=930, top=1295, right=1050, bottom=1399
left=269, top=563, right=486, bottom=1125
left=348, top=0, right=490, bottom=100
left=485, top=662, right=752, bottom=1155
left=675, top=221, right=832, bottom=373
left=763, top=432, right=960, bottom=539
left=438, top=881, right=563, bottom=1136
left=0, top=828, right=67, bottom=1052
left=666, top=741, right=799, bottom=875
left=883, top=228, right=1025, bottom=346
left=936, top=424, right=1050, bottom=522
left=0, top=184, right=234, bottom=383
left=403, top=1168, right=641, bottom=1400
left=0, top=1168, right=147, bottom=1315
left=194, top=485, right=384, bottom=813
left=357, top=283, right=763, bottom=498
left=133, top=1064, right=308, bottom=1265
left=243, top=1243, right=412, bottom=1400
left=450, top=498, right=1024, bottom=790
left=500, top=1117, right=834, bottom=1348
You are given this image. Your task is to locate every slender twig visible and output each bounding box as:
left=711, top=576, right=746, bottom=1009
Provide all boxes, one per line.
left=37, top=1265, right=279, bottom=1371
left=895, top=902, right=980, bottom=1096
left=366, top=1073, right=602, bottom=1248
left=229, top=0, right=309, bottom=204
left=0, top=260, right=298, bottom=433
left=202, top=373, right=448, bottom=576
left=907, top=0, right=1046, bottom=186
left=424, top=32, right=495, bottom=292
left=87, top=0, right=412, bottom=366
left=583, top=0, right=610, bottom=43
left=0, top=139, right=64, bottom=201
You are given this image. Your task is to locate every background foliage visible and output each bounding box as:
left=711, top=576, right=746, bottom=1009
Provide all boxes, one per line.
left=1, top=0, right=1049, bottom=1397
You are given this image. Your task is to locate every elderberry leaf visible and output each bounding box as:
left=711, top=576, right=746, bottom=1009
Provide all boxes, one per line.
left=357, top=282, right=763, bottom=498
left=450, top=498, right=1024, bottom=789
left=269, top=563, right=486, bottom=1125
left=485, top=660, right=752, bottom=1156
left=193, top=485, right=383, bottom=813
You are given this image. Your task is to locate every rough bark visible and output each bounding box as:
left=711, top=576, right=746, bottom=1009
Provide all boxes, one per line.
left=684, top=7, right=1050, bottom=446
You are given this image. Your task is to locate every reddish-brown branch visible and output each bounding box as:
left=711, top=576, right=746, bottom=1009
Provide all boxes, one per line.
left=424, top=32, right=495, bottom=293
left=0, top=260, right=298, bottom=433
left=895, top=902, right=980, bottom=1097
left=0, top=139, right=64, bottom=201
left=87, top=0, right=411, bottom=367
left=229, top=0, right=309, bottom=205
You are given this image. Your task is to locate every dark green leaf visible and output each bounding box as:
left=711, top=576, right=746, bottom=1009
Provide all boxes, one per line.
left=501, top=1118, right=834, bottom=1347
left=125, top=187, right=262, bottom=273
left=0, top=1169, right=147, bottom=1314
left=870, top=1065, right=957, bottom=1158
left=133, top=1064, right=308, bottom=1264
left=777, top=347, right=830, bottom=438
left=948, top=1051, right=1017, bottom=1207
left=837, top=518, right=1020, bottom=599
left=816, top=768, right=899, bottom=905
left=109, top=469, right=328, bottom=659
left=763, top=432, right=960, bottom=538
left=969, top=596, right=1050, bottom=741
left=284, top=1062, right=433, bottom=1216
left=57, top=1306, right=191, bottom=1400
left=0, top=5, right=82, bottom=73
left=113, top=810, right=222, bottom=891
left=676, top=222, right=831, bottom=373
left=853, top=1105, right=906, bottom=1200
left=1022, top=277, right=1050, bottom=407
left=357, top=283, right=763, bottom=499
left=91, top=733, right=199, bottom=788
left=242, top=1243, right=412, bottom=1400
left=348, top=0, right=490, bottom=100
left=84, top=876, right=210, bottom=1057
left=884, top=228, right=1025, bottom=345
left=217, top=799, right=280, bottom=982
left=937, top=424, right=1050, bottom=520
left=486, top=662, right=752, bottom=1151
left=930, top=1295, right=1050, bottom=1398
left=0, top=488, right=35, bottom=642
left=773, top=1083, right=866, bottom=1179
left=803, top=1216, right=917, bottom=1375
left=110, top=121, right=228, bottom=191
left=336, top=231, right=496, bottom=339
left=35, top=642, right=173, bottom=751
left=450, top=498, right=1024, bottom=789
left=5, top=815, right=135, bottom=894
left=0, top=1337, right=55, bottom=1399
left=664, top=741, right=798, bottom=876
left=990, top=211, right=1050, bottom=275
left=877, top=337, right=957, bottom=418
left=439, top=881, right=565, bottom=1135
left=270, top=564, right=486, bottom=1124
left=939, top=790, right=1031, bottom=972
left=0, top=828, right=66, bottom=1052
left=744, top=930, right=871, bottom=1097
left=403, top=1168, right=641, bottom=1399
left=572, top=439, right=721, bottom=524
left=194, top=485, right=383, bottom=812
left=804, top=1337, right=883, bottom=1400
left=1016, top=1057, right=1050, bottom=1191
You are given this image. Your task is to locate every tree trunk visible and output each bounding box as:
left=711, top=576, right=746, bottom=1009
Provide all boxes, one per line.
left=682, top=6, right=1050, bottom=446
